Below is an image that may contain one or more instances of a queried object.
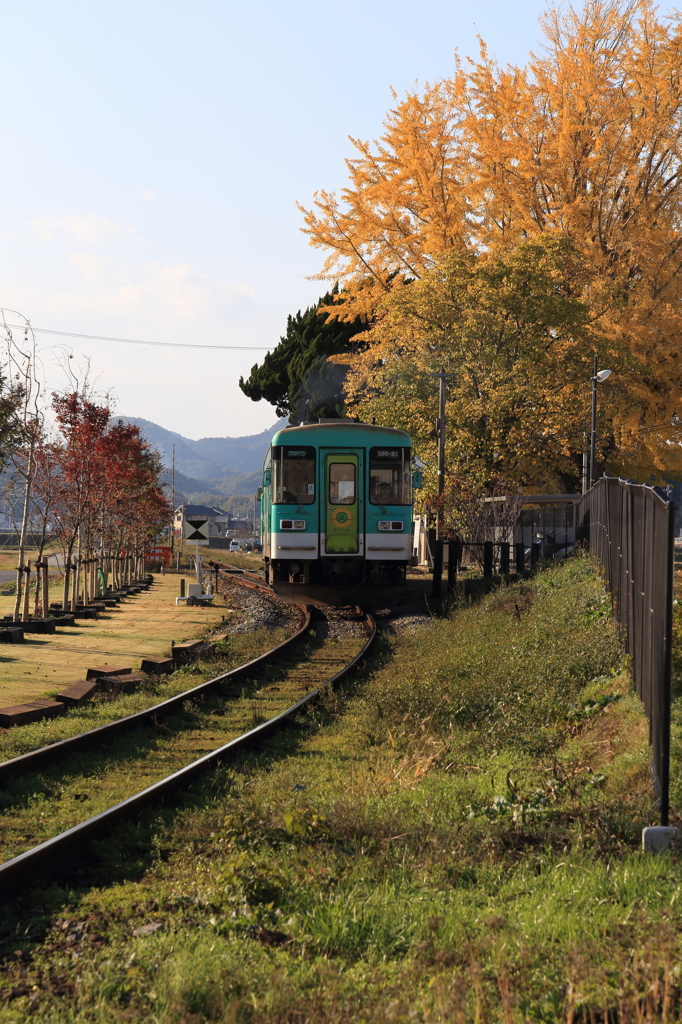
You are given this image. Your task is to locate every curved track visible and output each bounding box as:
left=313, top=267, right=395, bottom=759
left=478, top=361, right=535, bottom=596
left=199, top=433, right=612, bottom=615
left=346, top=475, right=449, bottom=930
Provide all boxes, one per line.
left=0, top=588, right=308, bottom=783
left=0, top=565, right=376, bottom=897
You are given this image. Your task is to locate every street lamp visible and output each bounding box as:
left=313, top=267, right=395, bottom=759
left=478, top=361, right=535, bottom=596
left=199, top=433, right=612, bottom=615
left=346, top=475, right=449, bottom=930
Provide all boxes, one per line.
left=589, top=357, right=612, bottom=490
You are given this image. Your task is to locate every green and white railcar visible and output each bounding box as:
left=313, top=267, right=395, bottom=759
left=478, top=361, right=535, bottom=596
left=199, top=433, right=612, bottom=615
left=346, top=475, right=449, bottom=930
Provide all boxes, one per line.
left=259, top=419, right=414, bottom=606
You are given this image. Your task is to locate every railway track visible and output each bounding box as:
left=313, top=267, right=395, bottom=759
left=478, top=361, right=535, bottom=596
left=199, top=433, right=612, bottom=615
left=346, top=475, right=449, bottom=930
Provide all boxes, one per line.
left=0, top=564, right=376, bottom=897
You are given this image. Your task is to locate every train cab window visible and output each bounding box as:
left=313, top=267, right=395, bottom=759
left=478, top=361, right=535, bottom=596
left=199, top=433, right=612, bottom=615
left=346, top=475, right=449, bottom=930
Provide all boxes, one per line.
left=329, top=463, right=356, bottom=504
left=369, top=447, right=412, bottom=505
left=272, top=446, right=315, bottom=504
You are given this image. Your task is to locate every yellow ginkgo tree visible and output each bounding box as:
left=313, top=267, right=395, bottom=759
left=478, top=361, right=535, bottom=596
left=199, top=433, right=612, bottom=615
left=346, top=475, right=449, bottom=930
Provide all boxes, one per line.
left=302, top=0, right=682, bottom=481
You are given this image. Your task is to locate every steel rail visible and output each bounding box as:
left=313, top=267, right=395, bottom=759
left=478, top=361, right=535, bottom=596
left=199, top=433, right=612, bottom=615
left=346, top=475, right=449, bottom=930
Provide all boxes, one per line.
left=0, top=576, right=309, bottom=783
left=207, top=559, right=268, bottom=593
left=0, top=610, right=376, bottom=896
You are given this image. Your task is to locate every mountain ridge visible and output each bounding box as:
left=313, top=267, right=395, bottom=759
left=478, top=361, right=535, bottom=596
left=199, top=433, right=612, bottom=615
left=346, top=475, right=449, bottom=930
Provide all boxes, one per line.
left=118, top=415, right=285, bottom=481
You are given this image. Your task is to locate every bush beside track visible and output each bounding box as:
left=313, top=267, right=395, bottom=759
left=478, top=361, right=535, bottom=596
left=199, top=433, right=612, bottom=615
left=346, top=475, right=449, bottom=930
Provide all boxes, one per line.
left=2, top=556, right=681, bottom=1021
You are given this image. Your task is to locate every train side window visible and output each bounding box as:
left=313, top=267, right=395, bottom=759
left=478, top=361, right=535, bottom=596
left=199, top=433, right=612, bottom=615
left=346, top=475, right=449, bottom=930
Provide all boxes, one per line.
left=369, top=447, right=412, bottom=505
left=329, top=463, right=356, bottom=504
left=272, top=445, right=315, bottom=504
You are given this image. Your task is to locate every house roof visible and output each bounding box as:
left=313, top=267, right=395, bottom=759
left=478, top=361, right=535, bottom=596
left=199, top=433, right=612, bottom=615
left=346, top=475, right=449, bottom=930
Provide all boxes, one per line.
left=176, top=504, right=227, bottom=518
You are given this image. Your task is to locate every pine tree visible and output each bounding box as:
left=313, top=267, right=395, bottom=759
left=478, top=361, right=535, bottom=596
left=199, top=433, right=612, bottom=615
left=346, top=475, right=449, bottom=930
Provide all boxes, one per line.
left=239, top=287, right=369, bottom=422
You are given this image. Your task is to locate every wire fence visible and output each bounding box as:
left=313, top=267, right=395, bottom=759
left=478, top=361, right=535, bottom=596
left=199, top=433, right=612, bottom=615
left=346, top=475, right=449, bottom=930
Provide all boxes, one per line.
left=577, top=478, right=675, bottom=825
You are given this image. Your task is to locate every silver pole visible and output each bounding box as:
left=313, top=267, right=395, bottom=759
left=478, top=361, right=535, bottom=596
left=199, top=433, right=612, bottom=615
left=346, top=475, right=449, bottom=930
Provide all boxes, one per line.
left=589, top=355, right=598, bottom=489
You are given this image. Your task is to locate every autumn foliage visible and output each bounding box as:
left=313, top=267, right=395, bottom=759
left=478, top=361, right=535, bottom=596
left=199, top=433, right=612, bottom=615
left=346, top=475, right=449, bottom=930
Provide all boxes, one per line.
left=301, top=0, right=682, bottom=487
left=31, top=390, right=171, bottom=612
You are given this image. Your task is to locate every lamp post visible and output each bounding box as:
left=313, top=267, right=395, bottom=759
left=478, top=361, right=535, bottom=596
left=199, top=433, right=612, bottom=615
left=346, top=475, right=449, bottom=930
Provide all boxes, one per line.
left=589, top=356, right=612, bottom=490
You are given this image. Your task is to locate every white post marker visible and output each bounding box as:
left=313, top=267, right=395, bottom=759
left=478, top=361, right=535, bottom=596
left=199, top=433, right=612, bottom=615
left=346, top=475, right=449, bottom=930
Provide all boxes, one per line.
left=642, top=826, right=679, bottom=853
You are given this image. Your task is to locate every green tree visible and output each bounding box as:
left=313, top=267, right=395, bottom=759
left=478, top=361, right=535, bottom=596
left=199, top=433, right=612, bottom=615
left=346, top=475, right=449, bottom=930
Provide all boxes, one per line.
left=346, top=235, right=620, bottom=499
left=239, top=287, right=369, bottom=422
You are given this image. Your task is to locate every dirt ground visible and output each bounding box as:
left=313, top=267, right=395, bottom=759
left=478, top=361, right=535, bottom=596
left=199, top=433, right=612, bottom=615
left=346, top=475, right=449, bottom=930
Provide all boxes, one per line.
left=0, top=574, right=235, bottom=707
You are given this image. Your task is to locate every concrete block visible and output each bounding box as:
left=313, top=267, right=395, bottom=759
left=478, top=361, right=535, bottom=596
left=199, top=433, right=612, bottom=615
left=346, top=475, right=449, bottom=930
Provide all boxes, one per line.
left=140, top=657, right=174, bottom=675
left=187, top=584, right=203, bottom=597
left=97, top=673, right=146, bottom=694
left=0, top=627, right=24, bottom=644
left=0, top=699, right=66, bottom=727
left=642, top=826, right=680, bottom=853
left=172, top=639, right=204, bottom=665
left=56, top=680, right=98, bottom=706
left=86, top=665, right=132, bottom=681
left=74, top=606, right=98, bottom=619
left=21, top=618, right=56, bottom=635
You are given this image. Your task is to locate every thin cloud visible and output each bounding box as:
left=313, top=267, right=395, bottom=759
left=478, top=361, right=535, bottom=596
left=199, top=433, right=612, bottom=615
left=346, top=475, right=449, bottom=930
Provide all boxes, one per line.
left=2, top=259, right=256, bottom=324
left=28, top=212, right=142, bottom=245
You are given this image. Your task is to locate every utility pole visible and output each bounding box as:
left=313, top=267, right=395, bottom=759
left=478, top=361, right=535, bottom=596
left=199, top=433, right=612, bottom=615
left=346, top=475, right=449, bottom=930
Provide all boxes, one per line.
left=170, top=443, right=175, bottom=554
left=430, top=369, right=454, bottom=600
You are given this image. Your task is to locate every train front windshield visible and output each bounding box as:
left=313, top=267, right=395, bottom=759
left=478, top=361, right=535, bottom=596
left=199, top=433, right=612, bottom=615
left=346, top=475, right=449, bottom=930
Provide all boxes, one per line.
left=273, top=446, right=316, bottom=504
left=369, top=447, right=412, bottom=505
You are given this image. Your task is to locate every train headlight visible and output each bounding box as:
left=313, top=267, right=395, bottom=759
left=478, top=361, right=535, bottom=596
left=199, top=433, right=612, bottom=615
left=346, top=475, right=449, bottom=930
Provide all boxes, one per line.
left=378, top=521, right=390, bottom=530
left=378, top=521, right=404, bottom=531
left=280, top=520, right=306, bottom=530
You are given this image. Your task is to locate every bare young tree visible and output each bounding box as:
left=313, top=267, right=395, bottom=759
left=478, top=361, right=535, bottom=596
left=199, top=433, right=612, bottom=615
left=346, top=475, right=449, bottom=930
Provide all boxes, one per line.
left=0, top=312, right=43, bottom=621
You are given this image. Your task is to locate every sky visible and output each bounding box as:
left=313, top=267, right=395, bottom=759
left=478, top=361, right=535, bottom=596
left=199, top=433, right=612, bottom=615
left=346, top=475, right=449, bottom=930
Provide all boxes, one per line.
left=0, top=0, right=553, bottom=440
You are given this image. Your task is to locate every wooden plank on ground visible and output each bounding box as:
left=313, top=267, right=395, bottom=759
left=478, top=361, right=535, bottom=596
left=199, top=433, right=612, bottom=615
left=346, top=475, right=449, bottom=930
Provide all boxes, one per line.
left=56, top=680, right=98, bottom=706
left=0, top=699, right=65, bottom=727
left=140, top=657, right=174, bottom=674
left=86, top=665, right=133, bottom=680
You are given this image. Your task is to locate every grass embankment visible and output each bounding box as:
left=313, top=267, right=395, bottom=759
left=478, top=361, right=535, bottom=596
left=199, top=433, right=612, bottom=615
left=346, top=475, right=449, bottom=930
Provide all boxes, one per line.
left=0, top=557, right=673, bottom=1022
left=0, top=575, right=232, bottom=706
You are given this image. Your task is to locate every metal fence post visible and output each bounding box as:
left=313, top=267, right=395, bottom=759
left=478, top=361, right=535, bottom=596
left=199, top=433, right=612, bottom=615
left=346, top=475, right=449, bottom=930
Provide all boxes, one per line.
left=515, top=542, right=525, bottom=574
left=447, top=539, right=458, bottom=594
left=483, top=541, right=493, bottom=578
left=500, top=542, right=510, bottom=575
left=577, top=478, right=675, bottom=827
left=661, top=497, right=674, bottom=825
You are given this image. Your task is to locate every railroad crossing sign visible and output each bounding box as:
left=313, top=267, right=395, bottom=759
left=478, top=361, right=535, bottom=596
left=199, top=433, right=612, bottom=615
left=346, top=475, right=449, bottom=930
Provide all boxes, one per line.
left=183, top=518, right=210, bottom=545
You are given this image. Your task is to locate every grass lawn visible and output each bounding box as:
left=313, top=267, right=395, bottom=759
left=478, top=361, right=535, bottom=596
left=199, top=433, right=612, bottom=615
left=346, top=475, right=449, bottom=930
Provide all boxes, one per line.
left=0, top=574, right=233, bottom=707
left=2, top=554, right=678, bottom=1022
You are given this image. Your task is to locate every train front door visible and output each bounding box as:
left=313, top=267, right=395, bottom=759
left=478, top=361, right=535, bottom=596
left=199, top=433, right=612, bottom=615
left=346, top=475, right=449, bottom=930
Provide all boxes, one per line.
left=324, top=453, right=359, bottom=554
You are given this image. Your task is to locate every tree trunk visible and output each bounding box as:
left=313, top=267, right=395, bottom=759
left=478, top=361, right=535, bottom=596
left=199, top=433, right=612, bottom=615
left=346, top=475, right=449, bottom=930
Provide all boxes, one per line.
left=33, top=518, right=48, bottom=616
left=83, top=550, right=90, bottom=606
left=62, top=543, right=73, bottom=612
left=22, top=560, right=31, bottom=622
left=42, top=561, right=49, bottom=620
left=13, top=444, right=35, bottom=623
left=72, top=530, right=82, bottom=612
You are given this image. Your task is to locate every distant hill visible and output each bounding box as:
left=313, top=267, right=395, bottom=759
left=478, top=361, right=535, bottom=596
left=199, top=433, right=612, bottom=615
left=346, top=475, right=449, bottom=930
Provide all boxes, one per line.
left=118, top=416, right=285, bottom=481
left=158, top=467, right=262, bottom=507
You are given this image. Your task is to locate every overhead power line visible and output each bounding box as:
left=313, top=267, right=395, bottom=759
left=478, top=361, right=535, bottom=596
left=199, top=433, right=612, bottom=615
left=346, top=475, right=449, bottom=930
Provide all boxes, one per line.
left=0, top=322, right=270, bottom=351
